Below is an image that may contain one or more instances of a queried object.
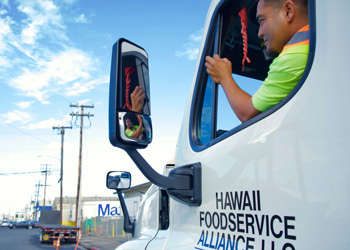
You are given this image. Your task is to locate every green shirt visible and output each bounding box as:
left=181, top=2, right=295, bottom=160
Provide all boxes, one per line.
left=125, top=125, right=143, bottom=138
left=252, top=44, right=309, bottom=112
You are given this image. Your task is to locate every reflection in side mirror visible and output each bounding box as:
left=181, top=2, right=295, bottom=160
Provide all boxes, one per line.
left=106, top=171, right=131, bottom=190
left=109, top=38, right=152, bottom=149
left=120, top=112, right=152, bottom=144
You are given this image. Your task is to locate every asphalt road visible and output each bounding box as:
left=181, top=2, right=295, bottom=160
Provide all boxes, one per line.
left=0, top=226, right=86, bottom=250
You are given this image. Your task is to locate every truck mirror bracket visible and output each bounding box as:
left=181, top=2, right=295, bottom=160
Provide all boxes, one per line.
left=167, top=162, right=202, bottom=206
left=126, top=148, right=202, bottom=206
left=117, top=189, right=135, bottom=235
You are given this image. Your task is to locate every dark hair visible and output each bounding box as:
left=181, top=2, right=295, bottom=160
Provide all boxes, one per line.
left=124, top=113, right=138, bottom=127
left=259, top=0, right=308, bottom=14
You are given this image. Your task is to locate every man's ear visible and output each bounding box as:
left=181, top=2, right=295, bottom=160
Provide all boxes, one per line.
left=283, top=0, right=295, bottom=22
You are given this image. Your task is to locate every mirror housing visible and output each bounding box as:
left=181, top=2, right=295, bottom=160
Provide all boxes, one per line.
left=109, top=38, right=152, bottom=149
left=106, top=171, right=131, bottom=190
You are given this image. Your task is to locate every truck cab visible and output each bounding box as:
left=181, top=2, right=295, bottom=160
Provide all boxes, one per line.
left=107, top=0, right=350, bottom=249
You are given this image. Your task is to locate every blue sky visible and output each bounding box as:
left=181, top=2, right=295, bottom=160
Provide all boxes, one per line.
left=0, top=0, right=212, bottom=216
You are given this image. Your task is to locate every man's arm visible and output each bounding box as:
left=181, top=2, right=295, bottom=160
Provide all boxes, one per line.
left=131, top=116, right=143, bottom=139
left=205, top=54, right=261, bottom=123
left=130, top=86, right=146, bottom=113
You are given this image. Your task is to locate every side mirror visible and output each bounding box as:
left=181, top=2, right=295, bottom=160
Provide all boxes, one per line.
left=109, top=38, right=152, bottom=149
left=106, top=171, right=135, bottom=235
left=106, top=171, right=131, bottom=190
left=108, top=38, right=202, bottom=206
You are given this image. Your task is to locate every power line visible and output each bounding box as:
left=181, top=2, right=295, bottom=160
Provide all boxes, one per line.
left=0, top=148, right=50, bottom=152
left=0, top=170, right=59, bottom=176
left=6, top=123, right=49, bottom=144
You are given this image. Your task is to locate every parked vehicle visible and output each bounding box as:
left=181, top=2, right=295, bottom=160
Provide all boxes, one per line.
left=8, top=221, right=32, bottom=229
left=107, top=0, right=350, bottom=249
left=1, top=220, right=9, bottom=227
left=37, top=210, right=80, bottom=243
left=29, top=220, right=38, bottom=228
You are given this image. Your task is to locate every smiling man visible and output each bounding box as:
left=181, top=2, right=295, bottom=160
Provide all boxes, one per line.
left=205, top=0, right=309, bottom=123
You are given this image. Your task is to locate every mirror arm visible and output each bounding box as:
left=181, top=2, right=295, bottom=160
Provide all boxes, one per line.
left=117, top=189, right=135, bottom=235
left=126, top=148, right=189, bottom=189
left=126, top=148, right=202, bottom=206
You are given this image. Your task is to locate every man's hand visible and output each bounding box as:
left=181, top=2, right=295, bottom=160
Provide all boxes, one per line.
left=137, top=114, right=143, bottom=126
left=130, top=86, right=146, bottom=113
left=205, top=54, right=232, bottom=84
left=205, top=54, right=260, bottom=123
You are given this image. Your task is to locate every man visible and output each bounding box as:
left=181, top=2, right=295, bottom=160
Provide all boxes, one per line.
left=125, top=114, right=144, bottom=139
left=205, top=0, right=309, bottom=123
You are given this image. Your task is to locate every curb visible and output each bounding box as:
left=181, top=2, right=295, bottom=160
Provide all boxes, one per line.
left=79, top=242, right=93, bottom=250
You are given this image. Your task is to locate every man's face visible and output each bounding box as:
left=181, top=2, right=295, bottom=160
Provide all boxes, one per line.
left=125, top=119, right=133, bottom=129
left=256, top=0, right=287, bottom=57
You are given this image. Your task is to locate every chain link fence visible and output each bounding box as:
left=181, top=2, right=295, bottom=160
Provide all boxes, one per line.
left=81, top=216, right=132, bottom=242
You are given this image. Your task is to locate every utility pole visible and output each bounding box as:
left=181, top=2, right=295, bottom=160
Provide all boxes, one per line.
left=35, top=181, right=42, bottom=213
left=34, top=181, right=42, bottom=220
left=53, top=125, right=72, bottom=225
left=70, top=103, right=94, bottom=227
left=41, top=164, right=52, bottom=210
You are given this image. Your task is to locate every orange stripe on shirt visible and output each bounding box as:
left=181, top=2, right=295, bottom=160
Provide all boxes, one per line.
left=299, top=25, right=309, bottom=32
left=282, top=40, right=309, bottom=52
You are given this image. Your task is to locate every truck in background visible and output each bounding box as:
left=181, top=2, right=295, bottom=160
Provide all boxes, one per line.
left=37, top=210, right=80, bottom=243
left=107, top=0, right=350, bottom=249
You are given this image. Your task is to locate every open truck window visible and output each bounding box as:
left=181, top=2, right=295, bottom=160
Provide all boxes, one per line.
left=191, top=0, right=314, bottom=149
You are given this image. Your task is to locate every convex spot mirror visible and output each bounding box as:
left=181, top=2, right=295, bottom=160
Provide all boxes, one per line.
left=106, top=171, right=131, bottom=190
left=109, top=38, right=152, bottom=149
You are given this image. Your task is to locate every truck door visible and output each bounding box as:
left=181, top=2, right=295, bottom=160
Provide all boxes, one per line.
left=150, top=0, right=319, bottom=249
left=119, top=185, right=161, bottom=250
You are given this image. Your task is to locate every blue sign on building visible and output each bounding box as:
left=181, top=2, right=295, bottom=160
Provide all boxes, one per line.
left=98, top=204, right=120, bottom=216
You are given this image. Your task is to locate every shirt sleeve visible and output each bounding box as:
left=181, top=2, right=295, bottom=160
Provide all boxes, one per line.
left=252, top=46, right=308, bottom=112
left=125, top=129, right=133, bottom=137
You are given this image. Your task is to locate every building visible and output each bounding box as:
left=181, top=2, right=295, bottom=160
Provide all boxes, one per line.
left=33, top=199, right=53, bottom=221
left=52, top=182, right=151, bottom=225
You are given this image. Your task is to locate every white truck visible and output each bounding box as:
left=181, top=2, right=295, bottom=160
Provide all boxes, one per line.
left=107, top=0, right=350, bottom=249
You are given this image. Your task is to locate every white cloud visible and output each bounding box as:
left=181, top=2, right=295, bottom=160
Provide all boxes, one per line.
left=76, top=99, right=92, bottom=105
left=75, top=14, right=89, bottom=24
left=175, top=29, right=203, bottom=61
left=10, top=49, right=97, bottom=103
left=1, top=0, right=103, bottom=104
left=189, top=32, right=203, bottom=42
left=65, top=76, right=108, bottom=97
left=175, top=47, right=199, bottom=61
left=25, top=90, right=51, bottom=104
left=15, top=101, right=35, bottom=109
left=18, top=0, right=67, bottom=45
left=0, top=0, right=9, bottom=7
left=0, top=57, right=10, bottom=67
left=46, top=49, right=93, bottom=83
left=0, top=17, right=11, bottom=54
left=27, top=115, right=71, bottom=130
left=61, top=0, right=77, bottom=4
left=0, top=110, right=33, bottom=124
